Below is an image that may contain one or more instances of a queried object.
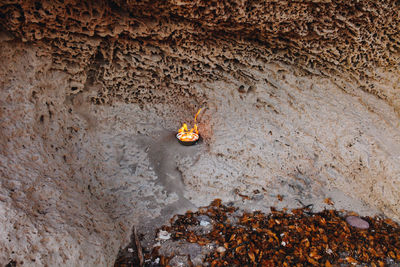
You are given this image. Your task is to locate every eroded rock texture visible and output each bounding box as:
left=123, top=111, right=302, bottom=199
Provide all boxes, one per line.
left=0, top=0, right=400, bottom=266
left=1, top=0, right=400, bottom=110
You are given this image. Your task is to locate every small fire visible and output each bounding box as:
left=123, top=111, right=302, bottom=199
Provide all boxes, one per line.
left=177, top=108, right=202, bottom=143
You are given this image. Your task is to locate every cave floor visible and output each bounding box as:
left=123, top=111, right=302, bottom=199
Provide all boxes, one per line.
left=96, top=121, right=393, bottom=267
left=114, top=199, right=400, bottom=267
left=91, top=105, right=393, bottom=266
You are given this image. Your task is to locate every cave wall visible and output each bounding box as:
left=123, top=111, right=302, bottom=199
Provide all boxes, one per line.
left=0, top=41, right=124, bottom=266
left=1, top=0, right=400, bottom=266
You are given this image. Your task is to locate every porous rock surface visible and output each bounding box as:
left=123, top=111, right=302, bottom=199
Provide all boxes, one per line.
left=0, top=0, right=400, bottom=266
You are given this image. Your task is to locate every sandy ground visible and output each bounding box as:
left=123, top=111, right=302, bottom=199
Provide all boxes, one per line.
left=90, top=101, right=387, bottom=253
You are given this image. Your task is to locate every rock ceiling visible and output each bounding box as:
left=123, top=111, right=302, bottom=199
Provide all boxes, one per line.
left=1, top=0, right=399, bottom=111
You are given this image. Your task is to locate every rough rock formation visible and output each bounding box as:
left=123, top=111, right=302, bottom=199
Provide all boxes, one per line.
left=1, top=0, right=400, bottom=109
left=0, top=0, right=399, bottom=266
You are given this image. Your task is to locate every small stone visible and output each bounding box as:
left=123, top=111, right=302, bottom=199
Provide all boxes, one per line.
left=157, top=230, right=171, bottom=240
left=197, top=215, right=212, bottom=226
left=200, top=220, right=210, bottom=226
left=216, top=246, right=226, bottom=253
left=346, top=216, right=369, bottom=229
left=127, top=248, right=134, bottom=253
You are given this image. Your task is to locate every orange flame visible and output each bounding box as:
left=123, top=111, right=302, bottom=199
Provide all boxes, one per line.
left=177, top=108, right=202, bottom=142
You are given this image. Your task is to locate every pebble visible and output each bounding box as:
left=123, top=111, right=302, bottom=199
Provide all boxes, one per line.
left=157, top=230, right=171, bottom=240
left=346, top=216, right=370, bottom=229
left=197, top=215, right=212, bottom=227
left=200, top=220, right=210, bottom=226
left=216, top=246, right=226, bottom=253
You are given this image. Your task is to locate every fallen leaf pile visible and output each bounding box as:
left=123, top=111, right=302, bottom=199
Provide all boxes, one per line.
left=147, top=199, right=400, bottom=267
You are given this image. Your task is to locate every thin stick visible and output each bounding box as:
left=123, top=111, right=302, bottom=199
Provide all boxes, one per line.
left=133, top=226, right=144, bottom=267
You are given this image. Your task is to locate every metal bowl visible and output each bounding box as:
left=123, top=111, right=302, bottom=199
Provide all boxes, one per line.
left=176, top=132, right=200, bottom=146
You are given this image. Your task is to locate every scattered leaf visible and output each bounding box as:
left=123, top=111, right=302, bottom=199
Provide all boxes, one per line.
left=133, top=199, right=400, bottom=267
left=346, top=256, right=358, bottom=264
left=324, top=198, right=334, bottom=205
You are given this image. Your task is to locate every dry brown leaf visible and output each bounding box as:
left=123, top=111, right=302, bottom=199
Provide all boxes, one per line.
left=144, top=199, right=400, bottom=267
left=239, top=193, right=250, bottom=200
left=248, top=252, right=256, bottom=263
left=347, top=211, right=359, bottom=216
left=346, top=256, right=358, bottom=264
left=384, top=218, right=398, bottom=228
left=389, top=251, right=396, bottom=258
left=309, top=251, right=322, bottom=260
left=301, top=238, right=310, bottom=248
left=324, top=198, right=334, bottom=205
left=307, top=256, right=319, bottom=266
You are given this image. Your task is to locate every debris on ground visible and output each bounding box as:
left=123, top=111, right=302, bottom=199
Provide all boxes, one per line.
left=115, top=199, right=400, bottom=266
left=114, top=226, right=144, bottom=267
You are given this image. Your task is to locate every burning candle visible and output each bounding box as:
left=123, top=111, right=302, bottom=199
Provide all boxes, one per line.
left=176, top=108, right=202, bottom=146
